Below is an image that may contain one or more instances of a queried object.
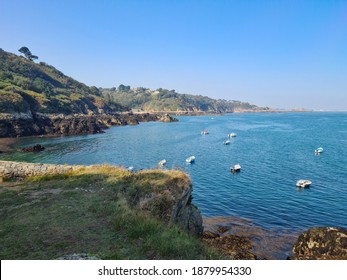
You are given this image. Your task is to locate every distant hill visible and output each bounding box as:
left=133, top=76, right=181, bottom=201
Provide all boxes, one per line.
left=0, top=48, right=125, bottom=116
left=1, top=48, right=269, bottom=116
left=0, top=48, right=272, bottom=139
left=101, top=86, right=270, bottom=114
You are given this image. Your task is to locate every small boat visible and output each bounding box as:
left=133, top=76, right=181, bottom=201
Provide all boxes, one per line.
left=315, top=147, right=324, bottom=154
left=223, top=140, right=231, bottom=145
left=127, top=166, right=134, bottom=172
left=158, top=159, right=166, bottom=166
left=228, top=133, right=237, bottom=138
left=186, top=156, right=196, bottom=164
left=296, top=179, right=312, bottom=188
left=201, top=130, right=209, bottom=135
left=231, top=163, right=241, bottom=173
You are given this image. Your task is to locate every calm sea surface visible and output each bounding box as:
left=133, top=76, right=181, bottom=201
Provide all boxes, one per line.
left=2, top=112, right=347, bottom=232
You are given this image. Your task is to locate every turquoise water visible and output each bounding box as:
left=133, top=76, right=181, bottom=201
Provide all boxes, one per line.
left=1, top=112, right=347, bottom=232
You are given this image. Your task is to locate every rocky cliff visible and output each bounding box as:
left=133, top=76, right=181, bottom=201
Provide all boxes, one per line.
left=0, top=112, right=178, bottom=138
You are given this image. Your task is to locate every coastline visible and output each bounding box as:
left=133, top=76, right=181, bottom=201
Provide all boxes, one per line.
left=0, top=112, right=178, bottom=145
left=134, top=108, right=327, bottom=116
left=0, top=110, right=341, bottom=153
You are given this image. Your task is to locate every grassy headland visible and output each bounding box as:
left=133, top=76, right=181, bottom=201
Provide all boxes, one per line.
left=0, top=165, right=221, bottom=260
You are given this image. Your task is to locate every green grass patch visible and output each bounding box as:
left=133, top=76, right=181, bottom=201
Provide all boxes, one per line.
left=26, top=173, right=72, bottom=182
left=0, top=166, right=221, bottom=260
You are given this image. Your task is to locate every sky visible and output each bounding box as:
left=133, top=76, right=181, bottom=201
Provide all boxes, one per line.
left=1, top=0, right=347, bottom=111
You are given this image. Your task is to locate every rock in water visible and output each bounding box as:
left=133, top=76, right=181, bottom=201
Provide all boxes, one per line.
left=291, top=227, right=347, bottom=259
left=158, top=114, right=178, bottom=122
left=21, top=144, right=45, bottom=152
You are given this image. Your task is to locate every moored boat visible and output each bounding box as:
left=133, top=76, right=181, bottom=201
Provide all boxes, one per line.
left=186, top=156, right=196, bottom=164
left=296, top=179, right=312, bottom=188
left=228, top=133, right=237, bottom=138
left=315, top=147, right=324, bottom=154
left=231, top=163, right=241, bottom=173
left=127, top=166, right=134, bottom=172
left=223, top=140, right=231, bottom=145
left=158, top=159, right=166, bottom=166
left=201, top=130, right=209, bottom=135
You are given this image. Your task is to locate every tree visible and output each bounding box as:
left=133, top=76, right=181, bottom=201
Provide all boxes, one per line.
left=18, top=46, right=38, bottom=61
left=118, top=84, right=130, bottom=92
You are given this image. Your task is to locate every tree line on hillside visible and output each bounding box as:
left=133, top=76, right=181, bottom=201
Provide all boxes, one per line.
left=0, top=47, right=267, bottom=116
left=101, top=85, right=265, bottom=113
left=0, top=48, right=124, bottom=115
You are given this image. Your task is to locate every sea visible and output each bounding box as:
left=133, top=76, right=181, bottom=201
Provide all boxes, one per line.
left=1, top=112, right=346, bottom=257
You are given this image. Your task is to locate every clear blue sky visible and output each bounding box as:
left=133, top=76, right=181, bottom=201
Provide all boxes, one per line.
left=1, top=0, right=347, bottom=111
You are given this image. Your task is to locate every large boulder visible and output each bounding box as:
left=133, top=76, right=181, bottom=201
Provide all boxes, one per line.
left=291, top=227, right=347, bottom=260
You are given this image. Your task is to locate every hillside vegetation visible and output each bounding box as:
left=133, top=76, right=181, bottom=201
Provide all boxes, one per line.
left=0, top=49, right=124, bottom=115
left=101, top=86, right=269, bottom=113
left=1, top=48, right=269, bottom=116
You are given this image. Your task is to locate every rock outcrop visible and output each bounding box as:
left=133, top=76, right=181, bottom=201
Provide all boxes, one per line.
left=202, top=225, right=257, bottom=260
left=291, top=227, right=347, bottom=260
left=136, top=170, right=203, bottom=236
left=170, top=188, right=203, bottom=236
left=21, top=144, right=45, bottom=152
left=203, top=234, right=257, bottom=260
left=0, top=113, right=106, bottom=137
left=0, top=112, right=178, bottom=138
left=158, top=113, right=179, bottom=122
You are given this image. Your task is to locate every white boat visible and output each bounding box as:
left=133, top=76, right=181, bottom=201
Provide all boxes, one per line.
left=223, top=140, right=231, bottom=145
left=158, top=159, right=166, bottom=166
left=127, top=166, right=134, bottom=172
left=315, top=147, right=324, bottom=154
left=231, top=163, right=241, bottom=173
left=296, top=179, right=312, bottom=188
left=201, top=130, right=209, bottom=135
left=186, top=156, right=195, bottom=164
left=228, top=133, right=237, bottom=138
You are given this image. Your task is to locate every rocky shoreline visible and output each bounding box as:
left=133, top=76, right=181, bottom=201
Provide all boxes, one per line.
left=203, top=216, right=299, bottom=259
left=0, top=112, right=177, bottom=152
left=202, top=218, right=347, bottom=260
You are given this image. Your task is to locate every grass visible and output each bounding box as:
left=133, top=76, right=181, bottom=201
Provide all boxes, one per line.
left=0, top=166, right=220, bottom=260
